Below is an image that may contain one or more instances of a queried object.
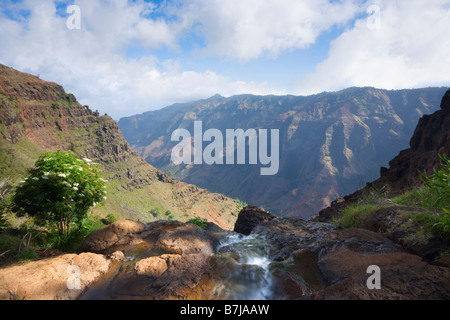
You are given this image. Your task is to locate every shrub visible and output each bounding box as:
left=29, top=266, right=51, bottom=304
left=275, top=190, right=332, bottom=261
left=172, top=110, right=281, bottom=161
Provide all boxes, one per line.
left=103, top=213, right=117, bottom=225
left=11, top=150, right=107, bottom=237
left=421, top=154, right=450, bottom=209
left=188, top=217, right=207, bottom=229
left=421, top=154, right=450, bottom=234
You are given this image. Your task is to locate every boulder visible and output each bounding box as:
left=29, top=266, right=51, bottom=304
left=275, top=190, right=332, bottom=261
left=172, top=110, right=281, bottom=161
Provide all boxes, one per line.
left=108, top=251, right=126, bottom=262
left=77, top=219, right=145, bottom=253
left=156, top=223, right=219, bottom=255
left=0, top=253, right=110, bottom=300
left=134, top=256, right=168, bottom=277
left=234, top=206, right=277, bottom=235
left=252, top=217, right=450, bottom=299
left=314, top=247, right=450, bottom=300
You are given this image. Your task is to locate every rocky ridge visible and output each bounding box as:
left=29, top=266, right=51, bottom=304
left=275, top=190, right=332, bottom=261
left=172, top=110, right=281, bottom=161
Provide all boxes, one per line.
left=119, top=87, right=447, bottom=219
left=0, top=64, right=238, bottom=229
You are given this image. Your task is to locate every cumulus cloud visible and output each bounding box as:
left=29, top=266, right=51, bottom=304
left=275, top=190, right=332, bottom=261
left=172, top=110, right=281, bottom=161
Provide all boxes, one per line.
left=295, top=0, right=450, bottom=94
left=173, top=0, right=361, bottom=60
left=1, top=0, right=447, bottom=119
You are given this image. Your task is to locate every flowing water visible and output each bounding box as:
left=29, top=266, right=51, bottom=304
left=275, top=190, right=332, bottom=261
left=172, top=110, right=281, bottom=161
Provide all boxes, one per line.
left=210, top=232, right=275, bottom=300
left=80, top=231, right=279, bottom=300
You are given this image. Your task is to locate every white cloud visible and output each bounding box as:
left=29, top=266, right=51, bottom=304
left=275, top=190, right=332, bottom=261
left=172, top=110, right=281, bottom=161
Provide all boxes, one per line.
left=0, top=0, right=280, bottom=119
left=1, top=0, right=448, bottom=120
left=295, top=0, right=450, bottom=94
left=174, top=0, right=361, bottom=61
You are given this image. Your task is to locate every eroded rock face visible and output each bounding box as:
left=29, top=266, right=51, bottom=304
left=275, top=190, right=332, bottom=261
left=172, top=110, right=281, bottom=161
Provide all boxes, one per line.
left=0, top=253, right=110, bottom=300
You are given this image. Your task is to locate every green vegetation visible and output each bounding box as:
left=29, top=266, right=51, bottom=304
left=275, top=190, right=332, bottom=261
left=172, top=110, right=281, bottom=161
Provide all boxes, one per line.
left=421, top=154, right=450, bottom=233
left=10, top=150, right=107, bottom=237
left=0, top=150, right=113, bottom=263
left=103, top=213, right=117, bottom=225
left=333, top=203, right=382, bottom=228
left=0, top=211, right=112, bottom=264
left=334, top=154, right=450, bottom=242
left=188, top=217, right=207, bottom=229
left=236, top=199, right=248, bottom=213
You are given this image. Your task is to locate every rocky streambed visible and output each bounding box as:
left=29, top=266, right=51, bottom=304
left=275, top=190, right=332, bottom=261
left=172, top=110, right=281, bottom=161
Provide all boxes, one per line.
left=1, top=206, right=450, bottom=300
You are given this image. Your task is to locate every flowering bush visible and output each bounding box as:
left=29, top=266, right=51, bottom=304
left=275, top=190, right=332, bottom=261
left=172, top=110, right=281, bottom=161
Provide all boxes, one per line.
left=11, top=150, right=107, bottom=236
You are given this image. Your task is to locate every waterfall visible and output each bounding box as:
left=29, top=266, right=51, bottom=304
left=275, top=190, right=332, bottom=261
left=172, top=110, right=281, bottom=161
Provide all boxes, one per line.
left=213, top=232, right=274, bottom=300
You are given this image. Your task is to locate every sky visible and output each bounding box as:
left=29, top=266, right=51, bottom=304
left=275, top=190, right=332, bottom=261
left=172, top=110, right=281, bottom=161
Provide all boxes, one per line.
left=0, top=0, right=449, bottom=120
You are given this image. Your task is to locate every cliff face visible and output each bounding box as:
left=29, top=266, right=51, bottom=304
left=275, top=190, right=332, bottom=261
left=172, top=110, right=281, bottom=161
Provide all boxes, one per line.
left=374, top=88, right=450, bottom=193
left=119, top=87, right=447, bottom=218
left=0, top=64, right=238, bottom=230
left=317, top=88, right=450, bottom=224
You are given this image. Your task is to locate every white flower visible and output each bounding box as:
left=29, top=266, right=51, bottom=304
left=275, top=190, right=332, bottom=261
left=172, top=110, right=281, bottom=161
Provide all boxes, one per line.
left=73, top=187, right=79, bottom=191
left=78, top=168, right=83, bottom=171
left=19, top=180, right=26, bottom=184
left=83, top=158, right=92, bottom=163
left=103, top=196, right=107, bottom=200
left=32, top=177, right=39, bottom=181
left=63, top=182, right=72, bottom=188
left=73, top=183, right=79, bottom=187
left=41, top=175, right=49, bottom=180
left=58, top=173, right=67, bottom=178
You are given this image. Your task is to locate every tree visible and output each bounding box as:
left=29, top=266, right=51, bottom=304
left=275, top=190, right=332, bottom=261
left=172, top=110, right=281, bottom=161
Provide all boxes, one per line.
left=11, top=150, right=107, bottom=236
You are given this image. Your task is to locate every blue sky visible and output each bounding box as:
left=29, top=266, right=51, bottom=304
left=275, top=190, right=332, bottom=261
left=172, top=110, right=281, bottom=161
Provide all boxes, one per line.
left=0, top=0, right=449, bottom=120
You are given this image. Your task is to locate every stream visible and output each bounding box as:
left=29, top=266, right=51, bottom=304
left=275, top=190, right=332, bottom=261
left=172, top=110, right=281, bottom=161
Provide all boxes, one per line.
left=79, top=231, right=277, bottom=300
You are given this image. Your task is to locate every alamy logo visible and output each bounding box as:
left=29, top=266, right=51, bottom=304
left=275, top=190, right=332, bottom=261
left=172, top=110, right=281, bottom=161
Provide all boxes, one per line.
left=366, top=265, right=381, bottom=290
left=66, top=5, right=81, bottom=30
left=66, top=265, right=81, bottom=290
left=171, top=121, right=280, bottom=176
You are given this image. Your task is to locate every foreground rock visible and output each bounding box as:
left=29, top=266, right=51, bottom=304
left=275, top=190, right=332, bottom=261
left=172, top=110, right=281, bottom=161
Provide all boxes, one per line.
left=0, top=253, right=110, bottom=300
left=78, top=219, right=221, bottom=300
left=240, top=207, right=450, bottom=300
left=234, top=206, right=277, bottom=235
left=77, top=220, right=146, bottom=253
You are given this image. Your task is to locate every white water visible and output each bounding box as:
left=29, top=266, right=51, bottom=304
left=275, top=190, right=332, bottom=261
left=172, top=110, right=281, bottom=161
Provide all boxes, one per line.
left=214, top=232, right=274, bottom=300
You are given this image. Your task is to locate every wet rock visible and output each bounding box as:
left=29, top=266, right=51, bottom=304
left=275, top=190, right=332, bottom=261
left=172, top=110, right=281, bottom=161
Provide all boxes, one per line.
left=252, top=217, right=450, bottom=299
left=78, top=220, right=145, bottom=253
left=314, top=247, right=450, bottom=300
left=0, top=253, right=110, bottom=300
left=108, top=251, right=126, bottom=262
left=270, top=250, right=329, bottom=299
left=134, top=256, right=168, bottom=277
left=153, top=253, right=211, bottom=298
left=234, top=206, right=277, bottom=235
left=157, top=223, right=219, bottom=255
left=80, top=221, right=221, bottom=300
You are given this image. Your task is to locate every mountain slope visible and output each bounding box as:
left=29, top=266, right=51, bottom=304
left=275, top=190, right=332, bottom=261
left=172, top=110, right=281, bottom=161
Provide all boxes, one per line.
left=0, top=64, right=238, bottom=230
left=119, top=87, right=447, bottom=218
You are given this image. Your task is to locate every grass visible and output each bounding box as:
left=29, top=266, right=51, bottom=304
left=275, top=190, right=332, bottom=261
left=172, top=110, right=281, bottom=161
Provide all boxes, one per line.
left=397, top=209, right=444, bottom=245
left=333, top=184, right=450, bottom=245
left=333, top=203, right=383, bottom=228
left=0, top=211, right=111, bottom=266
left=392, top=187, right=427, bottom=207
